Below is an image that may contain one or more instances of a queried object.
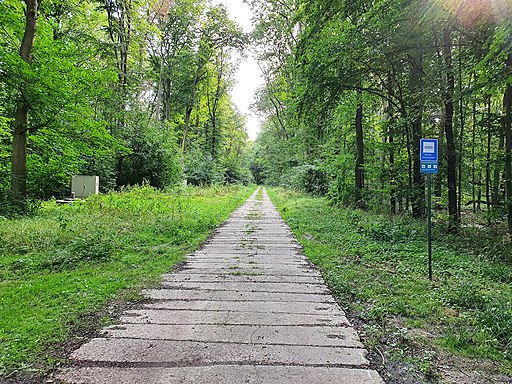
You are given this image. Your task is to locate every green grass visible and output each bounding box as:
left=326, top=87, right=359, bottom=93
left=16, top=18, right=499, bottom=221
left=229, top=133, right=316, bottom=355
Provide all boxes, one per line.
left=267, top=187, right=512, bottom=379
left=255, top=187, right=264, bottom=201
left=0, top=184, right=254, bottom=377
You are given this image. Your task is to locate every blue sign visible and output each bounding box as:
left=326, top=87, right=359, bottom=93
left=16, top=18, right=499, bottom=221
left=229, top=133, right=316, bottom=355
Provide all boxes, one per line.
left=421, top=160, right=439, bottom=174
left=420, top=139, right=438, bottom=161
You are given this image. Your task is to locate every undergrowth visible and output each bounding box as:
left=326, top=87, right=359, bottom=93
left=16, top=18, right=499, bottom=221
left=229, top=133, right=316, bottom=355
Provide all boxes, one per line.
left=0, top=184, right=254, bottom=378
left=268, top=187, right=512, bottom=381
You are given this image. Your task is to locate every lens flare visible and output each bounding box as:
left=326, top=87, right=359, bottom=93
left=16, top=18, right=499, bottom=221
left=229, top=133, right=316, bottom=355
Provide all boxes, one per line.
left=440, top=0, right=511, bottom=26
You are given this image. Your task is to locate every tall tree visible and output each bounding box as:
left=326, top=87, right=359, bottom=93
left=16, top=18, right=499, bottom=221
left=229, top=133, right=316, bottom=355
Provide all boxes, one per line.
left=355, top=98, right=365, bottom=207
left=102, top=0, right=132, bottom=88
left=443, top=27, right=459, bottom=231
left=408, top=46, right=426, bottom=219
left=180, top=5, right=246, bottom=154
left=505, top=50, right=512, bottom=233
left=12, top=0, right=39, bottom=198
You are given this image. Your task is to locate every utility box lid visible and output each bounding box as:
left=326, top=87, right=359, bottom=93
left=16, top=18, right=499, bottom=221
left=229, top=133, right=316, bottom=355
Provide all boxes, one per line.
left=72, top=175, right=99, bottom=198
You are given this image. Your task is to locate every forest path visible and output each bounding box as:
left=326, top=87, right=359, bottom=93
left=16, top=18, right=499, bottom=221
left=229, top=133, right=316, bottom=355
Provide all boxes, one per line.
left=58, top=188, right=383, bottom=384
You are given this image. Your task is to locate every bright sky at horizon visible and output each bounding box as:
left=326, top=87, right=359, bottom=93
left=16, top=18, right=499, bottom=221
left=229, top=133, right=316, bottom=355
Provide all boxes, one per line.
left=211, top=0, right=264, bottom=141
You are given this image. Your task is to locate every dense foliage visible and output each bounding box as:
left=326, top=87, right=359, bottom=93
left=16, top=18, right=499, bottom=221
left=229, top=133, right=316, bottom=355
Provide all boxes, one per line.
left=0, top=0, right=251, bottom=215
left=250, top=0, right=512, bottom=232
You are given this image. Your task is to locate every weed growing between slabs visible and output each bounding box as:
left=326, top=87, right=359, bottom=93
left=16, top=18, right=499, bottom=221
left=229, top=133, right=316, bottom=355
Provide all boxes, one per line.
left=268, top=188, right=512, bottom=382
left=0, top=184, right=254, bottom=378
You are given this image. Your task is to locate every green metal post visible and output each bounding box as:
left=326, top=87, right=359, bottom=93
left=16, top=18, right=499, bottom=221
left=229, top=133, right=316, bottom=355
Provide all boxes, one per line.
left=427, top=174, right=432, bottom=281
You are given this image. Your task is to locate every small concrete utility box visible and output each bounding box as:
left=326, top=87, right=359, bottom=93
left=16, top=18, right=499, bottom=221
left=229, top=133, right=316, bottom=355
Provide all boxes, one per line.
left=72, top=176, right=99, bottom=198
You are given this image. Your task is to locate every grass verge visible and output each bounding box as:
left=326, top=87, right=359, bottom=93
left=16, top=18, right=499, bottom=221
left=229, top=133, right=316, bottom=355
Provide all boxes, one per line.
left=0, top=184, right=254, bottom=378
left=268, top=187, right=512, bottom=383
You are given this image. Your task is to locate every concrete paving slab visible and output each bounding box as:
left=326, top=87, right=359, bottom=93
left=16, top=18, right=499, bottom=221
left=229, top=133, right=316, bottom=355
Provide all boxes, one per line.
left=231, top=245, right=304, bottom=250
left=70, top=338, right=367, bottom=366
left=187, top=254, right=298, bottom=260
left=177, top=266, right=322, bottom=277
left=216, top=234, right=296, bottom=239
left=180, top=262, right=310, bottom=270
left=143, top=288, right=336, bottom=303
left=200, top=244, right=303, bottom=250
left=220, top=219, right=291, bottom=224
left=187, top=251, right=304, bottom=265
left=218, top=228, right=293, bottom=234
left=59, top=366, right=384, bottom=384
left=143, top=300, right=345, bottom=315
left=206, top=241, right=300, bottom=247
left=183, top=260, right=310, bottom=267
left=190, top=248, right=304, bottom=256
left=159, top=281, right=328, bottom=294
left=161, top=273, right=324, bottom=284
left=119, top=309, right=349, bottom=326
left=102, top=324, right=363, bottom=348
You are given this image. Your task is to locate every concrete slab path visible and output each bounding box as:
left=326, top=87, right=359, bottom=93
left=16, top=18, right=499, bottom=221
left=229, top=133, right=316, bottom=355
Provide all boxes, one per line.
left=58, top=188, right=384, bottom=384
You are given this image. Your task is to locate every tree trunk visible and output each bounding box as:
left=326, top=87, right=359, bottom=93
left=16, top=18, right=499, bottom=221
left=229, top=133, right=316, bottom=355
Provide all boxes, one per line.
left=164, top=77, right=171, bottom=121
left=103, top=0, right=131, bottom=189
left=181, top=104, right=193, bottom=154
left=435, top=122, right=443, bottom=198
left=405, top=121, right=412, bottom=212
left=209, top=51, right=225, bottom=160
left=115, top=155, right=124, bottom=188
left=12, top=0, right=39, bottom=199
left=492, top=127, right=505, bottom=206
left=443, top=28, right=458, bottom=232
left=409, top=49, right=425, bottom=219
left=181, top=69, right=201, bottom=154
left=355, top=100, right=365, bottom=207
left=486, top=96, right=492, bottom=223
left=504, top=51, right=512, bottom=234
left=104, top=0, right=131, bottom=89
left=457, top=39, right=465, bottom=222
left=154, top=56, right=165, bottom=121
left=390, top=129, right=396, bottom=214
left=385, top=99, right=396, bottom=214
left=478, top=168, right=483, bottom=211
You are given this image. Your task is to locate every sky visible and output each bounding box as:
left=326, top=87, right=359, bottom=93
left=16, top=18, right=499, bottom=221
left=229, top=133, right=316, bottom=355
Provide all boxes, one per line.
left=211, top=0, right=264, bottom=141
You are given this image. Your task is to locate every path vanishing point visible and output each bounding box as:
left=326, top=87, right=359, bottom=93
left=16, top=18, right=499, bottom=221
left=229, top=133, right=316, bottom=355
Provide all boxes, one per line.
left=58, top=188, right=384, bottom=383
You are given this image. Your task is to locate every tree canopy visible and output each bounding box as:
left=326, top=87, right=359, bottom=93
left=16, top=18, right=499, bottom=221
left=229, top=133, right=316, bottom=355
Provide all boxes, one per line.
left=0, top=0, right=252, bottom=212
left=2, top=0, right=512, bottom=234
left=250, top=0, right=512, bottom=233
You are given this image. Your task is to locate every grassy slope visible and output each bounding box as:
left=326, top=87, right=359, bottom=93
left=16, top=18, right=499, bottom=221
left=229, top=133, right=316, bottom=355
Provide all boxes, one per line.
left=268, top=188, right=512, bottom=382
left=0, top=185, right=254, bottom=377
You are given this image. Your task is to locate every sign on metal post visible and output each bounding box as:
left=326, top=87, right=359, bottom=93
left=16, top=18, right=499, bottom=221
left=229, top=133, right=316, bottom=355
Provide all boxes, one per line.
left=420, top=139, right=439, bottom=175
left=420, top=138, right=438, bottom=281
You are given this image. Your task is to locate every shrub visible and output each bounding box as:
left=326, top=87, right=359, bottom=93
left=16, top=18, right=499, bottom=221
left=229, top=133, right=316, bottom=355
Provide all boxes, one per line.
left=183, top=149, right=224, bottom=186
left=286, top=164, right=328, bottom=196
left=0, top=190, right=40, bottom=218
left=118, top=124, right=182, bottom=189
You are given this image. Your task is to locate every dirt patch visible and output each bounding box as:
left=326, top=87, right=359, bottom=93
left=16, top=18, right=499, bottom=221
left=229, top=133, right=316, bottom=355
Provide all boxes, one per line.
left=437, top=352, right=512, bottom=384
left=345, top=312, right=434, bottom=383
